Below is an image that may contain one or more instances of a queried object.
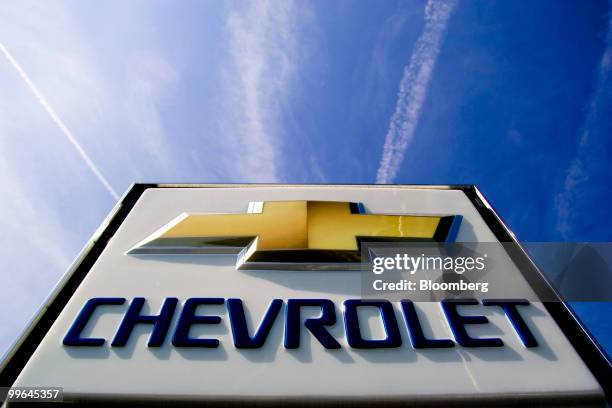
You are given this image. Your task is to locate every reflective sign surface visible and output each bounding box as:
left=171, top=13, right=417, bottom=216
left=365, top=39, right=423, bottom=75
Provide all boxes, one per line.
left=8, top=186, right=605, bottom=404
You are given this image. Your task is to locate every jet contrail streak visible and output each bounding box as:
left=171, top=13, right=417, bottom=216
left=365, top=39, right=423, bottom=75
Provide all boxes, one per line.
left=0, top=41, right=119, bottom=201
left=376, top=0, right=458, bottom=184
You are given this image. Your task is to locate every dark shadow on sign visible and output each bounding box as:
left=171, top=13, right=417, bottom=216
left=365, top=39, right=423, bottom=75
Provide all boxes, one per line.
left=175, top=344, right=229, bottom=361
left=174, top=301, right=230, bottom=361
left=408, top=303, right=463, bottom=363
left=413, top=303, right=526, bottom=363
left=129, top=256, right=367, bottom=296
left=64, top=345, right=111, bottom=360
left=456, top=219, right=477, bottom=242
left=129, top=254, right=237, bottom=268
left=489, top=304, right=557, bottom=362
left=347, top=306, right=417, bottom=364
left=242, top=269, right=363, bottom=296
left=234, top=303, right=285, bottom=363
left=110, top=324, right=172, bottom=361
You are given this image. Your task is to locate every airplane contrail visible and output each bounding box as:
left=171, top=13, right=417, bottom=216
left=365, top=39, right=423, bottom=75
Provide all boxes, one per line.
left=376, top=0, right=458, bottom=184
left=0, top=41, right=120, bottom=201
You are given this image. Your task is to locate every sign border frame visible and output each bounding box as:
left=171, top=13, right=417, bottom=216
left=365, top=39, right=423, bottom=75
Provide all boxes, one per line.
left=0, top=184, right=610, bottom=404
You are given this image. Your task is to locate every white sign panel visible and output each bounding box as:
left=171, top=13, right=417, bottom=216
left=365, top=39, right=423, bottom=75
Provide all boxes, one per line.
left=1, top=185, right=608, bottom=405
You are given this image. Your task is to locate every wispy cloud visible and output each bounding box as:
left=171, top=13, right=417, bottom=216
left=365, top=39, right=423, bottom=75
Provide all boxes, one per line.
left=0, top=155, right=75, bottom=354
left=376, top=0, right=457, bottom=184
left=0, top=41, right=119, bottom=200
left=0, top=1, right=180, bottom=355
left=554, top=10, right=612, bottom=238
left=222, top=0, right=298, bottom=182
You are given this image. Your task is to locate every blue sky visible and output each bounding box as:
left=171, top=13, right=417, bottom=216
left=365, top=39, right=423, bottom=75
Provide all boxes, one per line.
left=0, top=0, right=610, bottom=358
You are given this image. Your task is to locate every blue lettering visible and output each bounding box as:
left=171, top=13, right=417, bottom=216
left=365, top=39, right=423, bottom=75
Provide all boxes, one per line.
left=63, top=297, right=539, bottom=351
left=482, top=299, right=538, bottom=347
left=441, top=299, right=503, bottom=347
left=228, top=298, right=282, bottom=348
left=63, top=297, right=125, bottom=346
left=401, top=300, right=454, bottom=348
left=111, top=297, right=177, bottom=347
left=285, top=299, right=340, bottom=349
left=344, top=300, right=401, bottom=349
left=172, top=298, right=224, bottom=348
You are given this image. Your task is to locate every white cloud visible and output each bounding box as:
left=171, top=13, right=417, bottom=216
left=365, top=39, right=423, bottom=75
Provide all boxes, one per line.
left=376, top=0, right=457, bottom=184
left=555, top=158, right=589, bottom=237
left=121, top=50, right=180, bottom=176
left=0, top=0, right=180, bottom=355
left=0, top=0, right=301, bottom=356
left=221, top=0, right=299, bottom=182
left=0, top=110, right=77, bottom=353
left=555, top=11, right=612, bottom=238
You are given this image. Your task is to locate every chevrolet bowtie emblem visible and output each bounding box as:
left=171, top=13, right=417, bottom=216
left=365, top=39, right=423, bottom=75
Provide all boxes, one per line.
left=128, top=201, right=462, bottom=270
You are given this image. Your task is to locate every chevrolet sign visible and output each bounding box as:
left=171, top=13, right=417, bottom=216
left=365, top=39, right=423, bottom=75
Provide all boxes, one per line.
left=0, top=185, right=609, bottom=406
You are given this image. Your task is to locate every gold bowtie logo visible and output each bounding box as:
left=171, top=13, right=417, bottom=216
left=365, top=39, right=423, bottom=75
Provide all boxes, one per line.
left=128, top=201, right=461, bottom=270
